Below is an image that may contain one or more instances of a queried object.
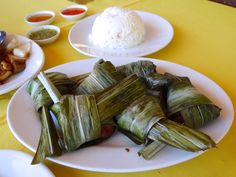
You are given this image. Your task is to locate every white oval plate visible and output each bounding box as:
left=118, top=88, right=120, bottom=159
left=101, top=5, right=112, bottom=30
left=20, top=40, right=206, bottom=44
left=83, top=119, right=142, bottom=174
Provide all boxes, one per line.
left=0, top=33, right=44, bottom=95
left=69, top=11, right=174, bottom=57
left=7, top=57, right=234, bottom=172
left=0, top=150, right=55, bottom=177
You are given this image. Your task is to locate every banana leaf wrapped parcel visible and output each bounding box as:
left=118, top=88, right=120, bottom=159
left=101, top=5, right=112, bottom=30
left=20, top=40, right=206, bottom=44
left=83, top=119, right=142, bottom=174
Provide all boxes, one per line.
left=27, top=72, right=76, bottom=111
left=26, top=59, right=220, bottom=163
left=116, top=95, right=216, bottom=159
left=32, top=72, right=146, bottom=163
left=72, top=59, right=167, bottom=92
left=116, top=60, right=156, bottom=79
left=50, top=74, right=146, bottom=151
left=74, top=59, right=125, bottom=94
left=163, top=73, right=221, bottom=128
left=118, top=61, right=221, bottom=129
left=27, top=72, right=75, bottom=164
left=73, top=59, right=216, bottom=159
left=116, top=60, right=168, bottom=89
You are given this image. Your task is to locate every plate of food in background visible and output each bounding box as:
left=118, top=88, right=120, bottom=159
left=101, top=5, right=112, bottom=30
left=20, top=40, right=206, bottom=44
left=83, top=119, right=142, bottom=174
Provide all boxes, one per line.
left=0, top=31, right=44, bottom=95
left=69, top=7, right=174, bottom=57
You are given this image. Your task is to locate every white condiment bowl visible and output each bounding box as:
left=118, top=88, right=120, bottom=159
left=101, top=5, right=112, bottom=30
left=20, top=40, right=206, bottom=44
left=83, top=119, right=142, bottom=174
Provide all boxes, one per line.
left=24, top=10, right=55, bottom=26
left=26, top=25, right=60, bottom=45
left=60, top=5, right=87, bottom=21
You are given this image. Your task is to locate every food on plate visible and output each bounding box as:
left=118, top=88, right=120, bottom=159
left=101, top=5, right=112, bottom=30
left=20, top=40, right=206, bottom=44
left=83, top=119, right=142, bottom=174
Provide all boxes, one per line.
left=28, top=71, right=145, bottom=163
left=13, top=42, right=31, bottom=58
left=29, top=29, right=57, bottom=40
left=113, top=61, right=221, bottom=128
left=27, top=59, right=220, bottom=164
left=27, top=72, right=76, bottom=164
left=91, top=6, right=146, bottom=49
left=117, top=96, right=215, bottom=159
left=164, top=73, right=221, bottom=128
left=0, top=32, right=31, bottom=84
left=74, top=60, right=218, bottom=159
left=6, top=38, right=19, bottom=52
left=74, top=60, right=125, bottom=94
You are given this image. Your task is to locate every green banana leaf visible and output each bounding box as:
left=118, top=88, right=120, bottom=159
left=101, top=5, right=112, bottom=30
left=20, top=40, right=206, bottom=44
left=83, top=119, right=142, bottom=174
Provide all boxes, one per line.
left=72, top=60, right=157, bottom=90
left=27, top=72, right=75, bottom=111
left=96, top=74, right=146, bottom=120
left=116, top=95, right=165, bottom=142
left=149, top=119, right=216, bottom=151
left=72, top=60, right=216, bottom=159
left=117, top=95, right=216, bottom=154
left=41, top=72, right=146, bottom=153
left=164, top=73, right=221, bottom=128
left=29, top=60, right=219, bottom=161
left=138, top=141, right=166, bottom=160
left=51, top=95, right=101, bottom=151
left=146, top=72, right=168, bottom=89
left=116, top=60, right=156, bottom=79
left=27, top=72, right=75, bottom=164
left=31, top=106, right=62, bottom=164
left=116, top=60, right=168, bottom=89
left=74, top=59, right=125, bottom=94
left=80, top=119, right=117, bottom=148
left=71, top=73, right=89, bottom=89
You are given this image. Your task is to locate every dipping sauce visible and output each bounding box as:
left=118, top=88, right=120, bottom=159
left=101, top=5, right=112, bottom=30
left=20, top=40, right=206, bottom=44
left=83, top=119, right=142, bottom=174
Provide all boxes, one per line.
left=27, top=14, right=52, bottom=22
left=29, top=29, right=57, bottom=40
left=61, top=8, right=85, bottom=15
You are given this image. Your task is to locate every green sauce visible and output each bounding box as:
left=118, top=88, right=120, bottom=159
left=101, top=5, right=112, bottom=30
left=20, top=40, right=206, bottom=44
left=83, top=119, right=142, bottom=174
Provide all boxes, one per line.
left=29, top=29, right=57, bottom=40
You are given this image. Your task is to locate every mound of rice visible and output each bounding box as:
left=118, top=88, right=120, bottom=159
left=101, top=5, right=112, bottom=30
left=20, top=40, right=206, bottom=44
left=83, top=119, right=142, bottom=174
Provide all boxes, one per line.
left=91, top=7, right=146, bottom=49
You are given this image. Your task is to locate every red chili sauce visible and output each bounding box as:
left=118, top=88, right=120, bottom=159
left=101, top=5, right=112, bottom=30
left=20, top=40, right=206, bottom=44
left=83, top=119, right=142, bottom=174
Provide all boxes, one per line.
left=28, top=14, right=52, bottom=22
left=62, top=8, right=85, bottom=16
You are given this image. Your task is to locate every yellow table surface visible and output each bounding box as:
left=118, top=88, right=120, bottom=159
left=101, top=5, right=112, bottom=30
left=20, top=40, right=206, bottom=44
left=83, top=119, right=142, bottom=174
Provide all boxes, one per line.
left=0, top=0, right=236, bottom=176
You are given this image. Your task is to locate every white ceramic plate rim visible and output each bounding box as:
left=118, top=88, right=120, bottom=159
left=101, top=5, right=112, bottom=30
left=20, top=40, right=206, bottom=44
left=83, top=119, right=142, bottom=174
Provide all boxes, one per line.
left=68, top=11, right=174, bottom=57
left=0, top=33, right=45, bottom=95
left=0, top=149, right=55, bottom=177
left=7, top=57, right=234, bottom=172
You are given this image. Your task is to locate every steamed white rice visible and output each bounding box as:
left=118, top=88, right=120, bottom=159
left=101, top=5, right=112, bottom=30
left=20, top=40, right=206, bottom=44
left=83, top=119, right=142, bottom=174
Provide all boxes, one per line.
left=91, top=7, right=146, bottom=49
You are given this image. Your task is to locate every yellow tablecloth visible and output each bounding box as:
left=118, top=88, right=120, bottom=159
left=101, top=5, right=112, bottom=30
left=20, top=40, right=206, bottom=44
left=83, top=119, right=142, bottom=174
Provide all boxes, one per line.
left=0, top=0, right=236, bottom=176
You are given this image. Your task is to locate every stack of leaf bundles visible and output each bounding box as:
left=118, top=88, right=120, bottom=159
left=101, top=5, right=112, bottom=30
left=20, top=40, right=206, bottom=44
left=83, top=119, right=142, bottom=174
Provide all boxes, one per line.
left=27, top=67, right=147, bottom=163
left=74, top=59, right=219, bottom=159
left=27, top=59, right=220, bottom=163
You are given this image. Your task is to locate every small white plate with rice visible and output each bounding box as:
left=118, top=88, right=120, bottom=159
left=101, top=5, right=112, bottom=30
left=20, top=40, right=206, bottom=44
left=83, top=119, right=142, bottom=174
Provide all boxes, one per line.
left=68, top=8, right=174, bottom=57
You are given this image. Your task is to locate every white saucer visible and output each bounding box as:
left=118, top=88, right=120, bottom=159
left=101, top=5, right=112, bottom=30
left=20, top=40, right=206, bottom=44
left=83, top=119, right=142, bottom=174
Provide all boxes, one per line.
left=0, top=150, right=55, bottom=177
